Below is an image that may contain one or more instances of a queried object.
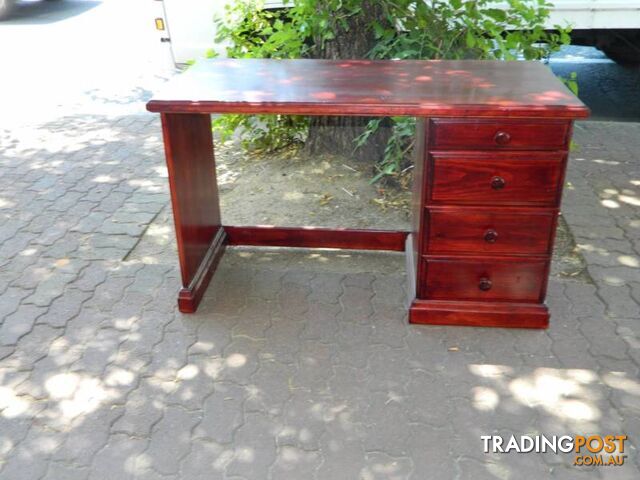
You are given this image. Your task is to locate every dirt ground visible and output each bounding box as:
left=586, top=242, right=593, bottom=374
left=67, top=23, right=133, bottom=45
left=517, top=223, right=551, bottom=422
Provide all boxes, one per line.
left=214, top=142, right=588, bottom=281
left=215, top=141, right=410, bottom=230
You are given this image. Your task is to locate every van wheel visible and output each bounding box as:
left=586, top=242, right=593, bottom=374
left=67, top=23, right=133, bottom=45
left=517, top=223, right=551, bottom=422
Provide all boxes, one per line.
left=603, top=46, right=640, bottom=65
left=601, top=32, right=640, bottom=65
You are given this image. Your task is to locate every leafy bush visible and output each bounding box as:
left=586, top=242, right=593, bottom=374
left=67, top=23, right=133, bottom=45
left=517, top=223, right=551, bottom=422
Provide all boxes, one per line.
left=213, top=0, right=570, bottom=181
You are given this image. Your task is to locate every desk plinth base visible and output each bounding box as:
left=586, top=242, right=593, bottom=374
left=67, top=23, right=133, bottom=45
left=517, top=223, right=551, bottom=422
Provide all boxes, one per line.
left=177, top=229, right=227, bottom=314
left=409, top=299, right=549, bottom=329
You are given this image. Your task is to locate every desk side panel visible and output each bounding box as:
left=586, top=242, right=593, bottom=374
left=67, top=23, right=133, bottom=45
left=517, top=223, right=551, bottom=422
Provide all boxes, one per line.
left=161, top=113, right=223, bottom=289
left=411, top=118, right=428, bottom=292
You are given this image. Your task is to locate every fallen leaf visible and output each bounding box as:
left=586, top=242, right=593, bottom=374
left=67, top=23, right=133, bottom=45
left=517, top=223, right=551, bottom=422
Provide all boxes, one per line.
left=319, top=194, right=334, bottom=205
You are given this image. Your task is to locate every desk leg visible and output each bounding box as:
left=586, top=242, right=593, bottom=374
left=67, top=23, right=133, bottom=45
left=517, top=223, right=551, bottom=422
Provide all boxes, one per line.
left=161, top=113, right=226, bottom=313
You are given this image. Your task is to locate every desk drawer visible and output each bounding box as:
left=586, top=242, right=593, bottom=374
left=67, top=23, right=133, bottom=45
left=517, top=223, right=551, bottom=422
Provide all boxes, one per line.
left=429, top=119, right=570, bottom=150
left=429, top=153, right=564, bottom=206
left=419, top=256, right=547, bottom=302
left=425, top=208, right=556, bottom=255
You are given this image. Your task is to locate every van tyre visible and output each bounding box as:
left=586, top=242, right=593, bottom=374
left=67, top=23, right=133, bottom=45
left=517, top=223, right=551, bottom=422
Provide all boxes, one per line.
left=601, top=32, right=640, bottom=65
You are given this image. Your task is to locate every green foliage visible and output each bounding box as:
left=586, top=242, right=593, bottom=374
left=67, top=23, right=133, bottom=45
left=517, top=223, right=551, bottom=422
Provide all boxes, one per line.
left=369, top=0, right=569, bottom=62
left=212, top=0, right=571, bottom=179
left=213, top=113, right=308, bottom=152
left=561, top=71, right=579, bottom=95
left=211, top=1, right=308, bottom=150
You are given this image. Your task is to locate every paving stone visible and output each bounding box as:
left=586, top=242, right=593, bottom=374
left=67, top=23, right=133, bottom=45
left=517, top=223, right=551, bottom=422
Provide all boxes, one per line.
left=71, top=211, right=111, bottom=234
left=178, top=440, right=228, bottom=480
left=52, top=404, right=124, bottom=466
left=23, top=272, right=77, bottom=307
left=0, top=287, right=30, bottom=323
left=42, top=462, right=90, bottom=480
left=14, top=324, right=60, bottom=364
left=1, top=111, right=640, bottom=480
left=596, top=284, right=639, bottom=318
left=111, top=382, right=165, bottom=437
left=276, top=391, right=328, bottom=451
left=271, top=445, right=322, bottom=480
left=193, top=382, right=246, bottom=444
left=0, top=304, right=46, bottom=346
left=243, top=359, right=294, bottom=415
left=0, top=415, right=32, bottom=462
left=37, top=287, right=92, bottom=328
left=115, top=312, right=169, bottom=368
left=145, top=406, right=201, bottom=476
left=363, top=393, right=411, bottom=456
left=165, top=361, right=216, bottom=412
left=0, top=436, right=51, bottom=480
left=72, top=327, right=123, bottom=376
left=219, top=336, right=263, bottom=385
left=226, top=412, right=278, bottom=479
left=88, top=434, right=148, bottom=480
left=299, top=301, right=341, bottom=343
left=315, top=423, right=366, bottom=480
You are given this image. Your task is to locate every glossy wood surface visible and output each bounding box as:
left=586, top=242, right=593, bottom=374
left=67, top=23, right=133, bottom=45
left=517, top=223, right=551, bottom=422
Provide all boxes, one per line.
left=411, top=119, right=428, bottom=288
left=160, top=113, right=224, bottom=312
left=407, top=114, right=578, bottom=326
left=225, top=226, right=407, bottom=251
left=426, top=207, right=557, bottom=255
left=147, top=59, right=589, bottom=118
left=429, top=119, right=571, bottom=150
left=409, top=299, right=549, bottom=328
left=428, top=152, right=566, bottom=206
left=420, top=255, right=548, bottom=302
left=148, top=59, right=587, bottom=322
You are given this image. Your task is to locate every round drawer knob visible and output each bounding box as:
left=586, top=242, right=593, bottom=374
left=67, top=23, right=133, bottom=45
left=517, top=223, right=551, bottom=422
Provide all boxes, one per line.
left=478, top=277, right=492, bottom=291
left=491, top=176, right=506, bottom=190
left=484, top=229, right=498, bottom=243
left=494, top=131, right=511, bottom=145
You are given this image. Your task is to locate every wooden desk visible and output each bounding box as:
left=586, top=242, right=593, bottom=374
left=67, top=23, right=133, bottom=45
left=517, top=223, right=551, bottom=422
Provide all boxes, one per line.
left=147, top=59, right=589, bottom=328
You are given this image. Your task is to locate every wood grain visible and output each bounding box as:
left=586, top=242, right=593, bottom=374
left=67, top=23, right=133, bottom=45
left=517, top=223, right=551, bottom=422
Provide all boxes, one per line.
left=429, top=119, right=570, bottom=150
left=409, top=299, right=549, bottom=328
left=148, top=60, right=587, bottom=322
left=428, top=152, right=566, bottom=206
left=160, top=113, right=223, bottom=312
left=419, top=255, right=548, bottom=302
left=147, top=59, right=589, bottom=118
left=425, top=207, right=557, bottom=255
left=225, top=226, right=407, bottom=251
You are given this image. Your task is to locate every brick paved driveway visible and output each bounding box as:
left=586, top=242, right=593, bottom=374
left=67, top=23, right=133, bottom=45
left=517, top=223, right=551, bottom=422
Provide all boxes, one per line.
left=1, top=110, right=639, bottom=479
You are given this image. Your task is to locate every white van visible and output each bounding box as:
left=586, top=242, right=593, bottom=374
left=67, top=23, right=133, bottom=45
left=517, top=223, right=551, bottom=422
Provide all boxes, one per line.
left=152, top=0, right=640, bottom=65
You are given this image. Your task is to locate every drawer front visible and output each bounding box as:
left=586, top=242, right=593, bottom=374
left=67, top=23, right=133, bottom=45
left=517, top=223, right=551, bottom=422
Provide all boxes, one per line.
left=420, top=256, right=547, bottom=302
left=426, top=208, right=556, bottom=255
left=429, top=153, right=564, bottom=206
left=429, top=119, right=570, bottom=150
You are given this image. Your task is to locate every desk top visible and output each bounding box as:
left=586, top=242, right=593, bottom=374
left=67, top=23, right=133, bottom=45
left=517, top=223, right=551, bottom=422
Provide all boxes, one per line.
left=146, top=59, right=589, bottom=118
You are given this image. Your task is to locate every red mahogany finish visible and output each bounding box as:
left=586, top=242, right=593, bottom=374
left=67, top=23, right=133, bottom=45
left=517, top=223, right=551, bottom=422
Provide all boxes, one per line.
left=428, top=152, right=566, bottom=206
left=419, top=256, right=548, bottom=302
left=147, top=58, right=588, bottom=326
left=429, top=119, right=571, bottom=150
left=159, top=113, right=226, bottom=313
left=409, top=300, right=550, bottom=328
left=147, top=59, right=589, bottom=119
left=225, top=226, right=407, bottom=251
left=425, top=207, right=557, bottom=255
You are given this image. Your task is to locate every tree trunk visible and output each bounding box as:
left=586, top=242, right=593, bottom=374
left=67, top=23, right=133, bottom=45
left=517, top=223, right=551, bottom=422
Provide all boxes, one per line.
left=304, top=1, right=391, bottom=163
